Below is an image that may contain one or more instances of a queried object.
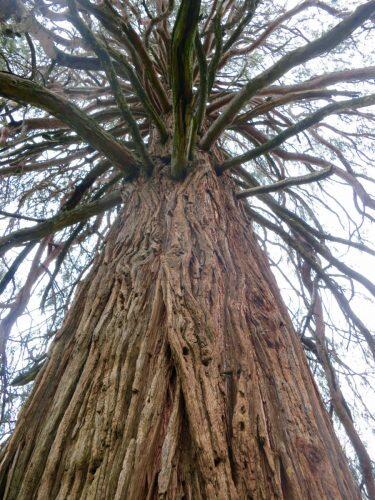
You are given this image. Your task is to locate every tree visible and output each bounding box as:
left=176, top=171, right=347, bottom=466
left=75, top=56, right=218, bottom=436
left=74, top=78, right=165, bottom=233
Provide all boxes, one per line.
left=0, top=0, right=374, bottom=497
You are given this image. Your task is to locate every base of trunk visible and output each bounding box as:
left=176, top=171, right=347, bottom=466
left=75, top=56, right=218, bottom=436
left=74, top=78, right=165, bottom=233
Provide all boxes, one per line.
left=0, top=159, right=359, bottom=499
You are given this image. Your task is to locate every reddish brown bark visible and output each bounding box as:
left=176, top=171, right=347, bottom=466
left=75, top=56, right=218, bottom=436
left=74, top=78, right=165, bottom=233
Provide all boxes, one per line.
left=0, top=156, right=359, bottom=499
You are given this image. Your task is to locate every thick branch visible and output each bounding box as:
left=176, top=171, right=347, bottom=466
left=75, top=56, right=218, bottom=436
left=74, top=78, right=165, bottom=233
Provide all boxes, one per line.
left=201, top=1, right=375, bottom=149
left=218, top=93, right=375, bottom=172
left=170, top=0, right=201, bottom=179
left=0, top=191, right=122, bottom=254
left=67, top=0, right=154, bottom=176
left=235, top=167, right=332, bottom=198
left=0, top=72, right=138, bottom=177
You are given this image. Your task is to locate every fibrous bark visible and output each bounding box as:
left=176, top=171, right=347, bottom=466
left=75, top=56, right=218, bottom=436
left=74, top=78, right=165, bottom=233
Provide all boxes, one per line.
left=0, top=155, right=359, bottom=499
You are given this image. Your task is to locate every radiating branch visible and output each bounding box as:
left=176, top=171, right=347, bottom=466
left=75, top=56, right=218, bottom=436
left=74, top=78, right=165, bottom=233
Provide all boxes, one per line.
left=201, top=1, right=375, bottom=149
left=0, top=72, right=138, bottom=177
left=77, top=0, right=171, bottom=112
left=237, top=175, right=375, bottom=256
left=189, top=33, right=208, bottom=158
left=218, top=93, right=375, bottom=172
left=235, top=167, right=375, bottom=298
left=67, top=0, right=154, bottom=176
left=170, top=0, right=201, bottom=179
left=107, top=46, right=169, bottom=143
left=0, top=191, right=122, bottom=255
left=235, top=167, right=332, bottom=198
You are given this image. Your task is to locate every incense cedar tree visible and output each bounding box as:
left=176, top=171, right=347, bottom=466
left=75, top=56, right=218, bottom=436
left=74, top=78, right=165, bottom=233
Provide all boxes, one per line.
left=0, top=0, right=374, bottom=498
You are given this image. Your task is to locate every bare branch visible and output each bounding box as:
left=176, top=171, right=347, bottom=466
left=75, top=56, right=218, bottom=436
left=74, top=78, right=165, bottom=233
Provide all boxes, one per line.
left=218, top=93, right=375, bottom=172
left=235, top=166, right=332, bottom=198
left=67, top=0, right=154, bottom=176
left=201, top=1, right=375, bottom=149
left=0, top=191, right=122, bottom=254
left=0, top=72, right=138, bottom=177
left=245, top=206, right=375, bottom=360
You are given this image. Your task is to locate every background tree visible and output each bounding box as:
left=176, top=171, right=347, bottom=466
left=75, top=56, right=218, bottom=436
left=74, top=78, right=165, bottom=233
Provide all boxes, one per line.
left=0, top=0, right=374, bottom=498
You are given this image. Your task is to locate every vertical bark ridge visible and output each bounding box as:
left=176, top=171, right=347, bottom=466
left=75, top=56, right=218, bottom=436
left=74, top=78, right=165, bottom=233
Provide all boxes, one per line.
left=0, top=156, right=359, bottom=499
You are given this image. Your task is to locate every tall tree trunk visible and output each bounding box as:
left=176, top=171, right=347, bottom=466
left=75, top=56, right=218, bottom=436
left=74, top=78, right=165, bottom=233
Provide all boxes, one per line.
left=0, top=156, right=359, bottom=499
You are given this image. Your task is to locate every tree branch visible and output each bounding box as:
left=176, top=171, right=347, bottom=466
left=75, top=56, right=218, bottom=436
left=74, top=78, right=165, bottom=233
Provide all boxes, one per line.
left=170, top=0, right=201, bottom=179
left=201, top=1, right=375, bottom=149
left=0, top=242, right=36, bottom=295
left=0, top=210, right=46, bottom=223
left=245, top=206, right=375, bottom=360
left=0, top=72, right=138, bottom=177
left=235, top=167, right=332, bottom=198
left=77, top=0, right=171, bottom=113
left=218, top=93, right=375, bottom=172
left=67, top=0, right=154, bottom=176
left=235, top=167, right=375, bottom=297
left=0, top=191, right=122, bottom=255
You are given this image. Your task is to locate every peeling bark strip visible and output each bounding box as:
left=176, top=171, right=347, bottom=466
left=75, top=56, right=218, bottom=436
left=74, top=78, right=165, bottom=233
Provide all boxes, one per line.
left=0, top=156, right=359, bottom=499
